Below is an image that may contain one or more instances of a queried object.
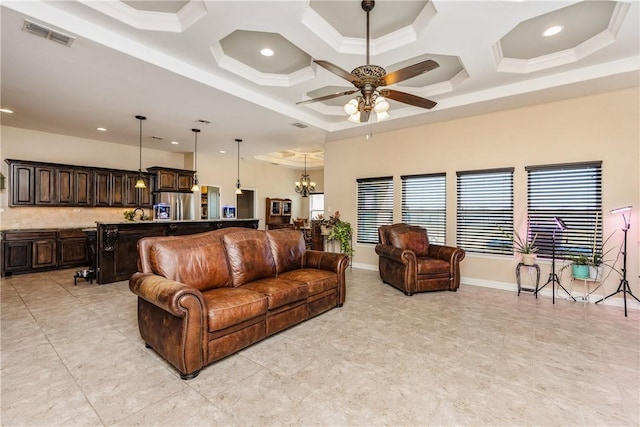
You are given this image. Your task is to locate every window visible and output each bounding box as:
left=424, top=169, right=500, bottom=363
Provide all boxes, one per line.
left=356, top=176, right=393, bottom=244
left=526, top=162, right=602, bottom=259
left=401, top=173, right=446, bottom=244
left=309, top=193, right=324, bottom=221
left=457, top=168, right=514, bottom=255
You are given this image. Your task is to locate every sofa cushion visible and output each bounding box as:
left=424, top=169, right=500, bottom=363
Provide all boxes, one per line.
left=416, top=257, right=450, bottom=277
left=202, top=287, right=268, bottom=332
left=387, top=226, right=429, bottom=257
left=224, top=230, right=276, bottom=287
left=266, top=229, right=305, bottom=274
left=148, top=232, right=231, bottom=291
left=242, top=278, right=308, bottom=309
left=279, top=269, right=337, bottom=296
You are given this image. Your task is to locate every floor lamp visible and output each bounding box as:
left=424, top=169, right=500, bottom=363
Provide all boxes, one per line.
left=536, top=216, right=576, bottom=304
left=595, top=206, right=639, bottom=317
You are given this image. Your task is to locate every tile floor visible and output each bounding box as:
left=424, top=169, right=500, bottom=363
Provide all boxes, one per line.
left=1, top=267, right=639, bottom=426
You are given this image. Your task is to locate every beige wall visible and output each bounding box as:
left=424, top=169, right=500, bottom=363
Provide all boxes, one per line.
left=0, top=126, right=324, bottom=229
left=324, top=88, right=640, bottom=302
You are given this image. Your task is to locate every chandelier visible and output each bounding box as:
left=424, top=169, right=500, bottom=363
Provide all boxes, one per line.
left=295, top=154, right=316, bottom=197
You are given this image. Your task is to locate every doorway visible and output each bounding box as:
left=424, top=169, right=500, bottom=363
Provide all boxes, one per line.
left=236, top=189, right=255, bottom=219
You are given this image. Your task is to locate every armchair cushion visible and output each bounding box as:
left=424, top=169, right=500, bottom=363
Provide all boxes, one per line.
left=387, top=225, right=429, bottom=257
left=417, top=258, right=450, bottom=277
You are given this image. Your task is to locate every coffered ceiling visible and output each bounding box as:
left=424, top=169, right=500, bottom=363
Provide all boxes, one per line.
left=1, top=1, right=638, bottom=169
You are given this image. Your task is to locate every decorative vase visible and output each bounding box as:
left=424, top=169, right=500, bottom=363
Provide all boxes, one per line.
left=321, top=225, right=331, bottom=236
left=589, top=265, right=603, bottom=281
left=572, top=264, right=589, bottom=279
left=521, top=253, right=536, bottom=266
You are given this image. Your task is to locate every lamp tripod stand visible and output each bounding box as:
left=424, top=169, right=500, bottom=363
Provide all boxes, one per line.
left=595, top=219, right=639, bottom=317
left=536, top=219, right=576, bottom=304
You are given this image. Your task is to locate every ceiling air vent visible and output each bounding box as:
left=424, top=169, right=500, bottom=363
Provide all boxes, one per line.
left=290, top=122, right=308, bottom=129
left=22, top=20, right=75, bottom=47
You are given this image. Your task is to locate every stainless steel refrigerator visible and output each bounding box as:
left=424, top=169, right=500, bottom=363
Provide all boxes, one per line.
left=155, top=192, right=196, bottom=221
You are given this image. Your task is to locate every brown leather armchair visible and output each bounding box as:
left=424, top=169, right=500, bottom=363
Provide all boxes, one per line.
left=375, top=223, right=465, bottom=295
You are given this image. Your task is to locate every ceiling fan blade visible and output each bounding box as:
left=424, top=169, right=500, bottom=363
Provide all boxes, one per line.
left=382, top=89, right=437, bottom=109
left=360, top=110, right=371, bottom=123
left=296, top=90, right=358, bottom=105
left=314, top=60, right=362, bottom=85
left=379, top=59, right=439, bottom=86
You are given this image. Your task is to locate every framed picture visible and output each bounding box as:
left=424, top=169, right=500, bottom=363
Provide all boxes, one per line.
left=153, top=203, right=171, bottom=221
left=223, top=205, right=236, bottom=219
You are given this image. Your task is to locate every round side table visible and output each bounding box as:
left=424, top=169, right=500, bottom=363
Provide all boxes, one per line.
left=516, top=263, right=540, bottom=296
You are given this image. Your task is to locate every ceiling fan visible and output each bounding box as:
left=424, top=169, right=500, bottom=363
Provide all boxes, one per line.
left=297, top=0, right=439, bottom=123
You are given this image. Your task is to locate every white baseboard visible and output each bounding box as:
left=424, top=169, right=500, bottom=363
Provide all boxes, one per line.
left=349, top=265, right=639, bottom=311
left=461, top=276, right=640, bottom=311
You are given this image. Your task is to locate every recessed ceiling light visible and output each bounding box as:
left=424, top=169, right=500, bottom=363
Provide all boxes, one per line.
left=171, top=141, right=179, bottom=145
left=219, top=150, right=226, bottom=154
left=0, top=108, right=14, bottom=114
left=97, top=127, right=107, bottom=132
left=543, top=25, right=563, bottom=37
left=260, top=48, right=274, bottom=57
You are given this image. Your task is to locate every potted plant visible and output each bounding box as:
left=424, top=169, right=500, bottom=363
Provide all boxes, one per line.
left=326, top=211, right=354, bottom=258
left=568, top=254, right=591, bottom=279
left=499, top=225, right=538, bottom=265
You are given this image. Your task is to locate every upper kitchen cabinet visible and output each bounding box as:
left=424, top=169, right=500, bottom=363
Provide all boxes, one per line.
left=147, top=167, right=194, bottom=192
left=5, top=159, right=153, bottom=208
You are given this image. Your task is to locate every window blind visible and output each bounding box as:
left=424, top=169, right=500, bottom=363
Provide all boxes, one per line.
left=401, top=173, right=446, bottom=244
left=457, top=168, right=514, bottom=255
left=356, top=176, right=393, bottom=244
left=526, top=162, right=602, bottom=259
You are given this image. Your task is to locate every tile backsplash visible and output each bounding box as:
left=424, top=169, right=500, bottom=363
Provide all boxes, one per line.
left=0, top=206, right=150, bottom=230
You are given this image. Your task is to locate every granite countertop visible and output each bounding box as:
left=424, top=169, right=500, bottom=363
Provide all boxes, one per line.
left=1, top=225, right=97, bottom=232
left=95, top=218, right=260, bottom=225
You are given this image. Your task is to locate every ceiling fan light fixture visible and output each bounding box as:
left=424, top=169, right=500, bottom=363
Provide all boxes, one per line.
left=344, top=99, right=359, bottom=115
left=348, top=111, right=361, bottom=123
left=374, top=96, right=389, bottom=113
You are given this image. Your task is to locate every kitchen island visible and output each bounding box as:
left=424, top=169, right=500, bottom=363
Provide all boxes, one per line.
left=96, top=219, right=259, bottom=284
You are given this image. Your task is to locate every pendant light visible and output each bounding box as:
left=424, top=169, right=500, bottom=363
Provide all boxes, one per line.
left=134, top=115, right=147, bottom=189
left=294, top=154, right=316, bottom=197
left=190, top=128, right=200, bottom=192
left=235, top=138, right=243, bottom=195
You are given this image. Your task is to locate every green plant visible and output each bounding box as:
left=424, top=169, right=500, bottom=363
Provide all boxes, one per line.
left=327, top=218, right=354, bottom=258
left=498, top=225, right=538, bottom=254
left=123, top=209, right=136, bottom=221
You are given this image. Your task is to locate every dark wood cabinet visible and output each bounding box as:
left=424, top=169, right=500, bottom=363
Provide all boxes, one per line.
left=2, top=240, right=32, bottom=273
left=1, top=229, right=90, bottom=276
left=265, top=198, right=292, bottom=229
left=6, top=160, right=180, bottom=208
left=58, top=167, right=92, bottom=206
left=147, top=167, right=194, bottom=193
left=9, top=162, right=35, bottom=205
left=32, top=237, right=57, bottom=268
left=34, top=166, right=57, bottom=205
left=1, top=230, right=58, bottom=275
left=58, top=229, right=89, bottom=267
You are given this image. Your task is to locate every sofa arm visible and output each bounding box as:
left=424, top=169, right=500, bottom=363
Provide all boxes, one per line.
left=129, top=272, right=205, bottom=317
left=427, top=244, right=466, bottom=265
left=374, top=244, right=417, bottom=265
left=129, top=272, right=207, bottom=378
left=303, top=250, right=349, bottom=272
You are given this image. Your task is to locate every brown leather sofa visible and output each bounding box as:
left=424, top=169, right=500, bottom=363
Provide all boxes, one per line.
left=129, top=227, right=348, bottom=379
left=375, top=223, right=465, bottom=295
